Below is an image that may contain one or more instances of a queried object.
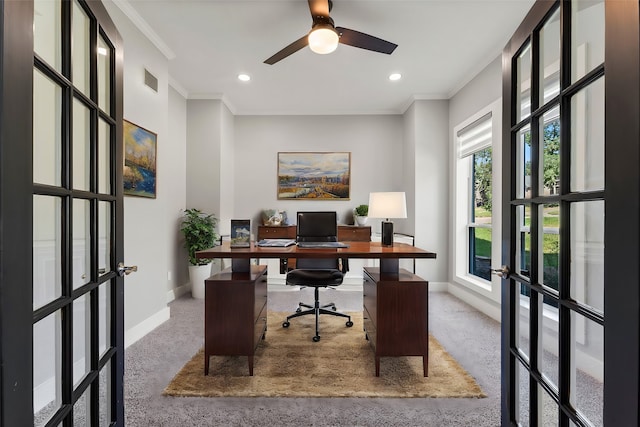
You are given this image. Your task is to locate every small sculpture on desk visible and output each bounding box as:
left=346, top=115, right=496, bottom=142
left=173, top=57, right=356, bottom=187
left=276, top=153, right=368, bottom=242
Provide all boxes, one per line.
left=262, top=209, right=287, bottom=226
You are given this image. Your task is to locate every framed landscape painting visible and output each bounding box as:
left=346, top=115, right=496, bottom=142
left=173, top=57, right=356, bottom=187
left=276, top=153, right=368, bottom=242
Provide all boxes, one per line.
left=123, top=120, right=157, bottom=198
left=277, top=152, right=351, bottom=200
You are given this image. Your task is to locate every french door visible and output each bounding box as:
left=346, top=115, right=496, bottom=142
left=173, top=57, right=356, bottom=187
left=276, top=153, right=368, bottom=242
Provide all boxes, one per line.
left=501, top=0, right=639, bottom=425
left=0, top=0, right=125, bottom=425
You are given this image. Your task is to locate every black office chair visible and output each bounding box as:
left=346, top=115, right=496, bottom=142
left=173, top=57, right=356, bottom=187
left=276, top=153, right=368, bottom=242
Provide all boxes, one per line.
left=282, top=212, right=353, bottom=342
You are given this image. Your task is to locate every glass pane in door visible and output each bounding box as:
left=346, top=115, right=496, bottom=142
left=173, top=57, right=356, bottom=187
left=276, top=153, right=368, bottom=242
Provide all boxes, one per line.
left=539, top=106, right=560, bottom=196
left=518, top=361, right=531, bottom=426
left=74, top=387, right=91, bottom=426
left=98, top=35, right=111, bottom=113
left=571, top=78, right=604, bottom=191
left=571, top=78, right=604, bottom=192
left=570, top=201, right=604, bottom=313
left=73, top=294, right=91, bottom=387
left=98, top=201, right=111, bottom=276
left=33, top=69, right=62, bottom=187
left=98, top=280, right=111, bottom=357
left=73, top=199, right=91, bottom=289
left=540, top=8, right=560, bottom=104
left=516, top=205, right=532, bottom=276
left=73, top=98, right=91, bottom=191
left=33, top=0, right=62, bottom=72
left=571, top=0, right=604, bottom=83
left=72, top=0, right=90, bottom=95
left=517, top=289, right=531, bottom=361
left=540, top=204, right=560, bottom=294
left=516, top=43, right=532, bottom=122
left=516, top=126, right=532, bottom=199
left=98, top=119, right=111, bottom=195
left=539, top=385, right=559, bottom=425
left=33, top=311, right=62, bottom=427
left=540, top=301, right=559, bottom=388
left=33, top=195, right=62, bottom=310
left=570, top=311, right=603, bottom=427
left=99, top=360, right=112, bottom=426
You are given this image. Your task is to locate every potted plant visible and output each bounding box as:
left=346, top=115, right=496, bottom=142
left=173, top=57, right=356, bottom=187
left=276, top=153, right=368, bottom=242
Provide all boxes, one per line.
left=180, top=208, right=218, bottom=299
left=353, top=204, right=369, bottom=226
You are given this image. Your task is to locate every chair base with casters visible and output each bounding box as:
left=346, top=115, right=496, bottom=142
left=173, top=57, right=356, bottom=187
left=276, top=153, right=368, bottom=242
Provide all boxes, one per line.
left=282, top=269, right=353, bottom=342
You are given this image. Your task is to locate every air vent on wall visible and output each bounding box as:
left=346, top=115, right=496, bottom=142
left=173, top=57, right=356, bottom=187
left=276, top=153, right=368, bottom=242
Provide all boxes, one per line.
left=144, top=68, right=158, bottom=92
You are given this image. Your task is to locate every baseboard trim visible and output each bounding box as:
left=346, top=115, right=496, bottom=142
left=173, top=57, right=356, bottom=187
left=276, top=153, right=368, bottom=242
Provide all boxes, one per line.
left=447, top=282, right=501, bottom=322
left=125, top=307, right=171, bottom=349
left=428, top=281, right=449, bottom=292
left=166, top=282, right=191, bottom=303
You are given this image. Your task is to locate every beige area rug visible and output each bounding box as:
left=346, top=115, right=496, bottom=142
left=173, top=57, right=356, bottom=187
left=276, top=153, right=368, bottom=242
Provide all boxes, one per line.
left=163, top=311, right=486, bottom=398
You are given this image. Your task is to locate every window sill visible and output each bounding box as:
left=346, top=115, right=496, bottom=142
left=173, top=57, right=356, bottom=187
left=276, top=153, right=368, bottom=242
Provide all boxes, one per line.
left=454, top=272, right=492, bottom=294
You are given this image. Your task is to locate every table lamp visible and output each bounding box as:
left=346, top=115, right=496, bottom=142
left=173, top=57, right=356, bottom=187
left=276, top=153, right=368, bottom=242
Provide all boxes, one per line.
left=368, top=192, right=407, bottom=246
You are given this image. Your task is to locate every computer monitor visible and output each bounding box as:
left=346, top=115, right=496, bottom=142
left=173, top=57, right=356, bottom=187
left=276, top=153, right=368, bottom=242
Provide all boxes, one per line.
left=296, top=211, right=337, bottom=242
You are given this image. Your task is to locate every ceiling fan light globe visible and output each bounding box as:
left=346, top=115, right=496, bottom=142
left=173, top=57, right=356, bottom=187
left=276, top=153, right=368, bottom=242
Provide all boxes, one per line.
left=308, top=27, right=339, bottom=54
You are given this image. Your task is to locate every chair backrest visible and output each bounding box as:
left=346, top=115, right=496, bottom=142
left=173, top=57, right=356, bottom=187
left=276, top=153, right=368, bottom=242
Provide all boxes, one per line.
left=296, top=212, right=339, bottom=269
left=296, top=211, right=338, bottom=242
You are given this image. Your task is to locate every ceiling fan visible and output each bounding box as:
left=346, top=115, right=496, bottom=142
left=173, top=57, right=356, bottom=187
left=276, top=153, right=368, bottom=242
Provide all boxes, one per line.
left=264, top=0, right=398, bottom=65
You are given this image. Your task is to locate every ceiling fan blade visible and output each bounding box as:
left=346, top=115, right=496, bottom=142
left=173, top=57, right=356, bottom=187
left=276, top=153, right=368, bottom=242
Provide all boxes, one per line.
left=264, top=35, right=309, bottom=65
left=308, top=0, right=330, bottom=18
left=336, top=27, right=398, bottom=55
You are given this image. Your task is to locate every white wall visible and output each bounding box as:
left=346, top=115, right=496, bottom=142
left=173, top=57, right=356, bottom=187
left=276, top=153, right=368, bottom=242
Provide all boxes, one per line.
left=447, top=55, right=503, bottom=319
left=408, top=100, right=450, bottom=285
left=104, top=1, right=188, bottom=343
left=167, top=87, right=189, bottom=294
left=233, top=115, right=404, bottom=234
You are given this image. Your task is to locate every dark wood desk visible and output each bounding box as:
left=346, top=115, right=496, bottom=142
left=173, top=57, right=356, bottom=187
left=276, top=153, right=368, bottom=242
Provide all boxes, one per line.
left=196, top=242, right=436, bottom=377
left=197, top=241, right=434, bottom=274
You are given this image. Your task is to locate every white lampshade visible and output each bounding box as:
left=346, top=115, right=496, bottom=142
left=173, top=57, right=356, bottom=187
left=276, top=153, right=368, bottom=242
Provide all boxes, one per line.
left=368, top=192, right=407, bottom=220
left=308, top=26, right=339, bottom=54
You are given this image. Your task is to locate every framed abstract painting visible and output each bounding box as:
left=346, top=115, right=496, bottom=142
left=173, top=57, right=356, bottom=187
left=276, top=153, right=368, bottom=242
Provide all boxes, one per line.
left=123, top=120, right=157, bottom=198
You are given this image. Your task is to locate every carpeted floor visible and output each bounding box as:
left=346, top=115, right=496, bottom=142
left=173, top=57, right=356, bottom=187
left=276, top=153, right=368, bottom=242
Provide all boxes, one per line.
left=163, top=311, right=485, bottom=398
left=125, top=289, right=504, bottom=426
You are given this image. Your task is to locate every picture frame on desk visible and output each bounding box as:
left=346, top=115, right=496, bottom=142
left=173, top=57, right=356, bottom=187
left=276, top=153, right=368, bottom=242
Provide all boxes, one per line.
left=230, top=220, right=251, bottom=248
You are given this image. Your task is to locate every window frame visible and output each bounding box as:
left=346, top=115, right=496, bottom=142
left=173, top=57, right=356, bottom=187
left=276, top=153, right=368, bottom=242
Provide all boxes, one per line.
left=452, top=98, right=502, bottom=302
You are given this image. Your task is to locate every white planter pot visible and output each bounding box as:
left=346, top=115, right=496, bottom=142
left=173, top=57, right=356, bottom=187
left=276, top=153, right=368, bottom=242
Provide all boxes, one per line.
left=354, top=215, right=368, bottom=226
left=189, top=264, right=212, bottom=299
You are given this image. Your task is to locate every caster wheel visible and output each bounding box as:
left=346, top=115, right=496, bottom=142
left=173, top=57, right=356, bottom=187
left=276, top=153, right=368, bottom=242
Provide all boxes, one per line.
left=346, top=321, right=354, bottom=327
left=295, top=307, right=302, bottom=313
left=312, top=335, right=321, bottom=342
left=365, top=333, right=369, bottom=341
left=282, top=321, right=290, bottom=328
left=332, top=306, right=337, bottom=311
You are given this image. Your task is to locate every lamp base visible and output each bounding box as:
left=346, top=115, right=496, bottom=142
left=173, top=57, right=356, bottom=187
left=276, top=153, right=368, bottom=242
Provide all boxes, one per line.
left=381, top=221, right=394, bottom=246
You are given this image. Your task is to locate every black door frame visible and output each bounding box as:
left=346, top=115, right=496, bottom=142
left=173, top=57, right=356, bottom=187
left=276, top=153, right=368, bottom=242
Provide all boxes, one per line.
left=501, top=0, right=640, bottom=425
left=0, top=0, right=124, bottom=425
left=0, top=0, right=37, bottom=422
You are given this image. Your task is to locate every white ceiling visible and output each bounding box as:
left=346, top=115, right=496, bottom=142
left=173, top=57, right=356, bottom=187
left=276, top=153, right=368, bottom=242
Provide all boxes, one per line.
left=115, top=0, right=534, bottom=115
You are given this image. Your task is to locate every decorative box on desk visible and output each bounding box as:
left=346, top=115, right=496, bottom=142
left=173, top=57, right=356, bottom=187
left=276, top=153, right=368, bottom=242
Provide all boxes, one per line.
left=362, top=266, right=429, bottom=377
left=204, top=265, right=267, bottom=376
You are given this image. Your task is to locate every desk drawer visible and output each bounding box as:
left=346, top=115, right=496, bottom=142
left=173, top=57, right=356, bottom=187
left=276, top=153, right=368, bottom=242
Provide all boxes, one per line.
left=257, top=225, right=295, bottom=239
left=338, top=226, right=371, bottom=242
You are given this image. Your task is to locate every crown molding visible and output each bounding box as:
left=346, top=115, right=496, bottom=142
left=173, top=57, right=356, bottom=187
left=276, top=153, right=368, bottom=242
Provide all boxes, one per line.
left=111, top=0, right=176, bottom=60
left=168, top=76, right=188, bottom=98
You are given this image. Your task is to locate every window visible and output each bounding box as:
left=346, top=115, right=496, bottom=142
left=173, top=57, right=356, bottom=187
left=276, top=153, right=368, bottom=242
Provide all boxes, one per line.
left=469, top=147, right=492, bottom=280
left=453, top=99, right=501, bottom=296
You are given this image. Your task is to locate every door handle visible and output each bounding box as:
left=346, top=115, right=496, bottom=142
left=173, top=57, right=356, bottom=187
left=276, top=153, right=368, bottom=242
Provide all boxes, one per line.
left=491, top=265, right=510, bottom=279
left=117, top=262, right=138, bottom=277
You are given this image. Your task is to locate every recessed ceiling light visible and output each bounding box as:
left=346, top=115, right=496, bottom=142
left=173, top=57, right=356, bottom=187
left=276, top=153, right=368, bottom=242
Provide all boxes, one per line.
left=238, top=74, right=251, bottom=82
left=389, top=73, right=402, bottom=81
